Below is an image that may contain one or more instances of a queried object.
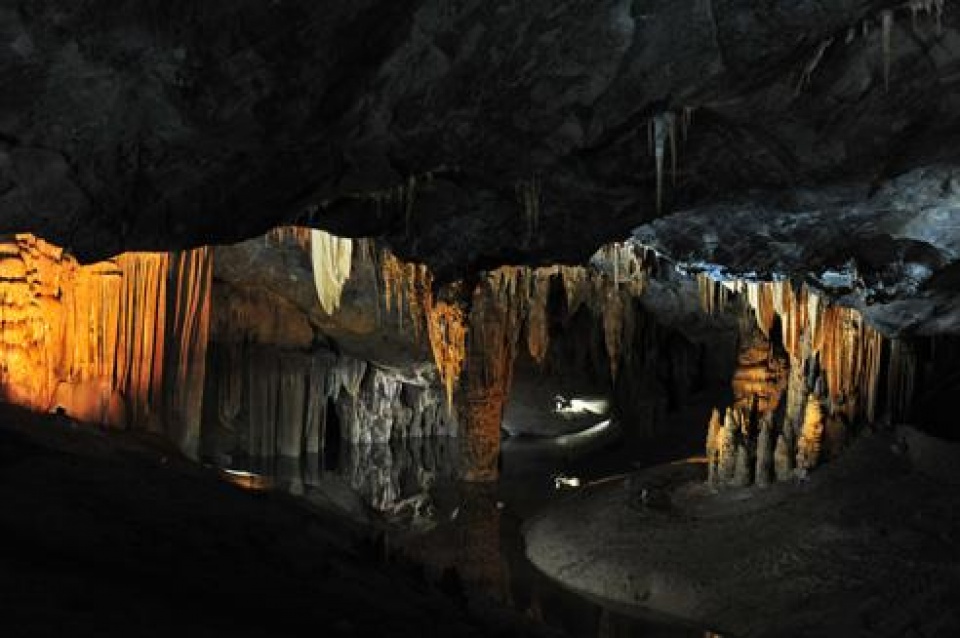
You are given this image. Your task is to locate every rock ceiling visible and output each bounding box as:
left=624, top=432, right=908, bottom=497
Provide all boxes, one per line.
left=2, top=1, right=958, bottom=283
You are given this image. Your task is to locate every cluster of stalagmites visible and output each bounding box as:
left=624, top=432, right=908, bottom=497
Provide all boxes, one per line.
left=700, top=275, right=916, bottom=487
left=0, top=233, right=212, bottom=455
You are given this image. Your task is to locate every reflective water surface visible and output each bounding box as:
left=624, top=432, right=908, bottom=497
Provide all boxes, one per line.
left=219, top=421, right=722, bottom=638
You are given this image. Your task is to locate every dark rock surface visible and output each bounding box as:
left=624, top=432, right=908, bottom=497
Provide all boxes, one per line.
left=0, top=404, right=555, bottom=637
left=2, top=1, right=959, bottom=279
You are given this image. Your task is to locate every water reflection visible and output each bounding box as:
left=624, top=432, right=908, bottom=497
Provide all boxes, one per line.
left=217, top=435, right=714, bottom=637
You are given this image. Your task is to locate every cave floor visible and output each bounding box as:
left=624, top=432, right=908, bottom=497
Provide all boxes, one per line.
left=525, top=429, right=960, bottom=637
left=0, top=405, right=556, bottom=638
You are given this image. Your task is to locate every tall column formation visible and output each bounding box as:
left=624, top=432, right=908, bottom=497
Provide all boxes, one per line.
left=457, top=279, right=524, bottom=481
left=700, top=275, right=918, bottom=486
left=377, top=241, right=655, bottom=481
left=0, top=234, right=213, bottom=457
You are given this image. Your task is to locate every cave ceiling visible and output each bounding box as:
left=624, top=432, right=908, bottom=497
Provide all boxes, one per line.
left=1, top=0, right=958, bottom=281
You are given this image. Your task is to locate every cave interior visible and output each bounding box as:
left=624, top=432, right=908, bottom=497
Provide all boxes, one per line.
left=3, top=1, right=960, bottom=637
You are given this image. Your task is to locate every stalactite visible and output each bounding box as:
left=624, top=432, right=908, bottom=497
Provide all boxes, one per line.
left=601, top=288, right=626, bottom=381
left=882, top=9, right=894, bottom=92
left=426, top=299, right=468, bottom=410
left=403, top=176, right=418, bottom=238
left=266, top=225, right=312, bottom=251
left=310, top=229, right=354, bottom=315
left=681, top=106, right=696, bottom=142
left=796, top=38, right=833, bottom=94
left=909, top=0, right=944, bottom=34
left=651, top=114, right=668, bottom=214
left=526, top=269, right=553, bottom=365
left=164, top=247, right=213, bottom=458
left=516, top=177, right=542, bottom=248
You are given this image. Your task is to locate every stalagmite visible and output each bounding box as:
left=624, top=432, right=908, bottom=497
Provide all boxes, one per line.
left=733, top=444, right=752, bottom=487
left=707, top=408, right=722, bottom=486
left=310, top=229, right=354, bottom=315
left=796, top=393, right=824, bottom=475
left=755, top=416, right=773, bottom=487
left=718, top=409, right=739, bottom=483
left=516, top=178, right=542, bottom=248
left=774, top=434, right=794, bottom=482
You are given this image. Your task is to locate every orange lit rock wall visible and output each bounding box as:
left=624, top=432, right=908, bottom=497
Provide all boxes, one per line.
left=700, top=275, right=916, bottom=485
left=0, top=234, right=212, bottom=457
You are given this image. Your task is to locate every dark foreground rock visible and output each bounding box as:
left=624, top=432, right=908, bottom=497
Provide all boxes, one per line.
left=0, top=404, right=555, bottom=638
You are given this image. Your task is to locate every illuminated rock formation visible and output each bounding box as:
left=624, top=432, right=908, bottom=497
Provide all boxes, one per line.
left=212, top=230, right=666, bottom=480
left=700, top=274, right=920, bottom=485
left=310, top=229, right=354, bottom=316
left=0, top=234, right=212, bottom=456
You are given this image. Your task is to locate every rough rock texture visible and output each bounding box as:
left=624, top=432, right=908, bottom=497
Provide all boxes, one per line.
left=2, top=1, right=959, bottom=280
left=635, top=166, right=960, bottom=335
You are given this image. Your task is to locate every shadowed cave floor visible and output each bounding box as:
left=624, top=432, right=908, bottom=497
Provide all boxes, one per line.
left=0, top=405, right=556, bottom=638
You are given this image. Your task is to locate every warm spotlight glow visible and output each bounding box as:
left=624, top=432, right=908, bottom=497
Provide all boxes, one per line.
left=219, top=468, right=272, bottom=492
left=0, top=234, right=211, bottom=456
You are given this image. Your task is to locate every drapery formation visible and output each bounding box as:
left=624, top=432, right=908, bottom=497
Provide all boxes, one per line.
left=0, top=234, right=212, bottom=457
